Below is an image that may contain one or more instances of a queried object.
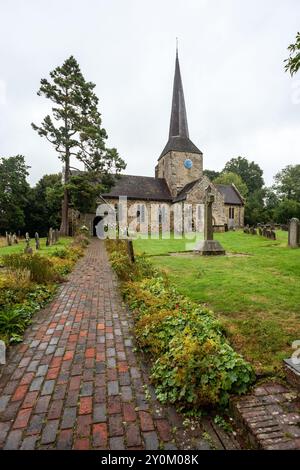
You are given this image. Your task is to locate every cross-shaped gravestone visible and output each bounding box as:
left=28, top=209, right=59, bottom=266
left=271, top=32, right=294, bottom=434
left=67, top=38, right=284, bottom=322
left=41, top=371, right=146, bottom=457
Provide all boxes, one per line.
left=194, top=185, right=225, bottom=256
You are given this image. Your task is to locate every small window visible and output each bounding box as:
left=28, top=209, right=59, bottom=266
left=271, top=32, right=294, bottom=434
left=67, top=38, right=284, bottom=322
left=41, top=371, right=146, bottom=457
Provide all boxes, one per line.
left=229, top=207, right=235, bottom=219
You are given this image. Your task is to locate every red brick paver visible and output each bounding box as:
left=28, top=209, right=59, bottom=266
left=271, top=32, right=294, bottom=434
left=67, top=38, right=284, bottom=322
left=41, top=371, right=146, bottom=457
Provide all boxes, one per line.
left=0, top=240, right=218, bottom=450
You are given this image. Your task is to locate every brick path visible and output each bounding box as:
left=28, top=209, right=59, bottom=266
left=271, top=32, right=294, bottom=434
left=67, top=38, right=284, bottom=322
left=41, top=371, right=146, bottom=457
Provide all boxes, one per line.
left=0, top=239, right=223, bottom=450
left=232, top=383, right=300, bottom=449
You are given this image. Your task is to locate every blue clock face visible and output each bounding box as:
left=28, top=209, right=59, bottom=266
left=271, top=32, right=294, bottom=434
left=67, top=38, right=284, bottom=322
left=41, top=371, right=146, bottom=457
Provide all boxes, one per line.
left=184, top=159, right=193, bottom=169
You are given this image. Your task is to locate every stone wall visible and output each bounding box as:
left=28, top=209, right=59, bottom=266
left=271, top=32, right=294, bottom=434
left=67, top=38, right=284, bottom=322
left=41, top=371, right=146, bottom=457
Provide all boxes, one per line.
left=155, top=150, right=203, bottom=197
left=224, top=204, right=245, bottom=227
left=186, top=176, right=227, bottom=226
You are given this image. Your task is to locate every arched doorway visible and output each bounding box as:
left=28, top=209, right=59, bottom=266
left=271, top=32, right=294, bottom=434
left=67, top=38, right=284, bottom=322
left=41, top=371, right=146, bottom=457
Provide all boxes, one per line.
left=93, top=216, right=103, bottom=237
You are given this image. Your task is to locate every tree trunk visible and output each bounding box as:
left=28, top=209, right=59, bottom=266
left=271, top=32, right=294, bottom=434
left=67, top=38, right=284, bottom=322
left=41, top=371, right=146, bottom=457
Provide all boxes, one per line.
left=60, top=152, right=70, bottom=236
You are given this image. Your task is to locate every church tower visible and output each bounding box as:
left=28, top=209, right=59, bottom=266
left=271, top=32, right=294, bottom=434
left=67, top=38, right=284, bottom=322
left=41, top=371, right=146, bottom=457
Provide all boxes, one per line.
left=155, top=49, right=203, bottom=197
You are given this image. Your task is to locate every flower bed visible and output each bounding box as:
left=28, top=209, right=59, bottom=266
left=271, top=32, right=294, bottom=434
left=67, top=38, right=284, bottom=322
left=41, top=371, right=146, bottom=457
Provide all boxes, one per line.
left=0, top=235, right=89, bottom=344
left=106, top=240, right=255, bottom=409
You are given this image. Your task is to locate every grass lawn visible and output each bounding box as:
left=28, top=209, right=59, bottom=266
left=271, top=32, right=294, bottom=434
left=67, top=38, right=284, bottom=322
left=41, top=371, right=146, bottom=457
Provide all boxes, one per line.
left=0, top=237, right=73, bottom=257
left=133, top=231, right=300, bottom=375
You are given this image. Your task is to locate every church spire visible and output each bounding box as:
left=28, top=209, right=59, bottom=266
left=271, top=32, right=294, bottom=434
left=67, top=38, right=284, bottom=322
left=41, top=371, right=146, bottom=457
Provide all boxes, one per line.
left=158, top=46, right=202, bottom=160
left=169, top=45, right=189, bottom=139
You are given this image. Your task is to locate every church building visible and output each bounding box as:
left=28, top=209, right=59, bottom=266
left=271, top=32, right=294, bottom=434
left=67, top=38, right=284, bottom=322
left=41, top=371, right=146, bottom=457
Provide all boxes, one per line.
left=89, top=51, right=244, bottom=235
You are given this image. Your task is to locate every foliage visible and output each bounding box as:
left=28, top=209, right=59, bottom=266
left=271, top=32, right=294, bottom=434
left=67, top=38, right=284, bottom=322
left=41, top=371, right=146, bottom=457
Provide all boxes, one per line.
left=71, top=234, right=90, bottom=248
left=285, top=32, right=300, bottom=76
left=223, top=156, right=264, bottom=195
left=67, top=173, right=105, bottom=214
left=0, top=155, right=31, bottom=233
left=273, top=164, right=300, bottom=202
left=0, top=285, right=55, bottom=343
left=25, top=173, right=63, bottom=236
left=32, top=55, right=126, bottom=234
left=214, top=172, right=248, bottom=198
left=273, top=199, right=300, bottom=224
left=244, top=189, right=266, bottom=226
left=2, top=253, right=58, bottom=283
left=0, top=235, right=87, bottom=344
left=203, top=170, right=220, bottom=181
left=133, top=231, right=300, bottom=375
left=108, top=242, right=254, bottom=408
left=106, top=240, right=157, bottom=281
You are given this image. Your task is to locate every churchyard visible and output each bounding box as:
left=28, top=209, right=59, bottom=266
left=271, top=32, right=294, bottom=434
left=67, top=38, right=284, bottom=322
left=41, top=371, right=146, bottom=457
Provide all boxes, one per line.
left=134, top=229, right=300, bottom=375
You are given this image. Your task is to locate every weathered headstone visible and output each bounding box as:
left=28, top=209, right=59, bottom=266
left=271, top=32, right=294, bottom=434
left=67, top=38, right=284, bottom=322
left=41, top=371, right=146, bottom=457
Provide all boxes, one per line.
left=12, top=233, right=18, bottom=244
left=24, top=234, right=33, bottom=254
left=48, top=228, right=53, bottom=246
left=194, top=186, right=225, bottom=256
left=270, top=230, right=276, bottom=241
left=250, top=227, right=257, bottom=235
left=258, top=227, right=262, bottom=236
left=288, top=218, right=300, bottom=248
left=35, top=232, right=40, bottom=250
left=6, top=232, right=12, bottom=246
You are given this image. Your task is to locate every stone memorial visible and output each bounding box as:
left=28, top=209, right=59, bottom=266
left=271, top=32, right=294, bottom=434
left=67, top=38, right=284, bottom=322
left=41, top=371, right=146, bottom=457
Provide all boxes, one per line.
left=194, top=186, right=225, bottom=256
left=35, top=232, right=40, bottom=250
left=288, top=218, right=300, bottom=248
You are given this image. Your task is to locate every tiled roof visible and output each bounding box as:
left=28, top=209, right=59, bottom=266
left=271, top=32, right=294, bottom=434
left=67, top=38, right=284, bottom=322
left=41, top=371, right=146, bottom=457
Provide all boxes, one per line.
left=215, top=184, right=244, bottom=205
left=102, top=175, right=172, bottom=201
left=159, top=136, right=202, bottom=160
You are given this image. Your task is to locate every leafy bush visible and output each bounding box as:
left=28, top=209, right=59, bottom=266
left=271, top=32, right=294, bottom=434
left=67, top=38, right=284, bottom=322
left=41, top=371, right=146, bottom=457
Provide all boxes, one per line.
left=0, top=285, right=55, bottom=343
left=108, top=244, right=255, bottom=409
left=107, top=240, right=157, bottom=281
left=71, top=234, right=90, bottom=248
left=50, top=247, right=69, bottom=259
left=2, top=253, right=58, bottom=283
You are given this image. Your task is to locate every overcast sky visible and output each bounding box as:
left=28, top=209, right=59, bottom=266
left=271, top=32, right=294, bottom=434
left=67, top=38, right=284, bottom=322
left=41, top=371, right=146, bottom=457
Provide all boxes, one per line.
left=0, top=0, right=299, bottom=186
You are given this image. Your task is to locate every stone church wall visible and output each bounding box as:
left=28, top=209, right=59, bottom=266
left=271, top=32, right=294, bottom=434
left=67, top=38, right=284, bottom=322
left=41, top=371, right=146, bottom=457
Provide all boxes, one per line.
left=156, top=150, right=203, bottom=197
left=186, top=176, right=227, bottom=226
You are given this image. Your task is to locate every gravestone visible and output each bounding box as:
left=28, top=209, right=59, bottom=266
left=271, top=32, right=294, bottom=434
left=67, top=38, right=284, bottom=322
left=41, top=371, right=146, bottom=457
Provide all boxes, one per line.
left=270, top=230, right=276, bottom=241
left=250, top=227, right=257, bottom=235
left=48, top=228, right=53, bottom=246
left=244, top=225, right=250, bottom=234
left=6, top=232, right=12, bottom=246
left=35, top=232, right=40, bottom=250
left=258, top=227, right=262, bottom=236
left=24, top=234, right=33, bottom=254
left=288, top=218, right=300, bottom=248
left=12, top=233, right=18, bottom=244
left=194, top=186, right=225, bottom=256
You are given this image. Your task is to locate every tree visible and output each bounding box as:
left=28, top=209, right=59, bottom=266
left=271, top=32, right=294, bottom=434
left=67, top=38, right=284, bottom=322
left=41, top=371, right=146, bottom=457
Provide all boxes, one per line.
left=244, top=189, right=266, bottom=226
left=223, top=156, right=264, bottom=194
left=66, top=172, right=104, bottom=214
left=263, top=188, right=280, bottom=222
left=273, top=199, right=300, bottom=224
left=0, top=155, right=30, bottom=233
left=203, top=169, right=220, bottom=181
left=25, top=174, right=63, bottom=236
left=214, top=172, right=248, bottom=198
left=32, top=56, right=126, bottom=235
left=273, top=164, right=300, bottom=202
left=285, top=32, right=300, bottom=76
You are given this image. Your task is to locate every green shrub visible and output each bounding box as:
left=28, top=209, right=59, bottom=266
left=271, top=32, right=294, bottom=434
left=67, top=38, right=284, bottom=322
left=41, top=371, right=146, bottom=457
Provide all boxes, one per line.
left=72, top=234, right=90, bottom=248
left=2, top=253, right=58, bottom=283
left=0, top=285, right=55, bottom=343
left=108, top=244, right=255, bottom=409
left=50, top=247, right=69, bottom=259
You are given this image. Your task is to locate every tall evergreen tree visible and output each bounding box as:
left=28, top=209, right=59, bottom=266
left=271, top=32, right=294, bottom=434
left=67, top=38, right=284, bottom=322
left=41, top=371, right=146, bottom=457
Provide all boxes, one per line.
left=32, top=56, right=126, bottom=235
left=0, top=155, right=30, bottom=233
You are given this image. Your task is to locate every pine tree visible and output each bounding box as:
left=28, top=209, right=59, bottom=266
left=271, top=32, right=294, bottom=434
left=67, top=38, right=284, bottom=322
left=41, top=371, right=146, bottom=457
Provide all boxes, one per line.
left=32, top=56, right=126, bottom=235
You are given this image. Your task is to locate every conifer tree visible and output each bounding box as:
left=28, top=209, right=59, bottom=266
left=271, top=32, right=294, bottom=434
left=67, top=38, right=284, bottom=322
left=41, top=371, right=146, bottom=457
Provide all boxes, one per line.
left=32, top=56, right=125, bottom=235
